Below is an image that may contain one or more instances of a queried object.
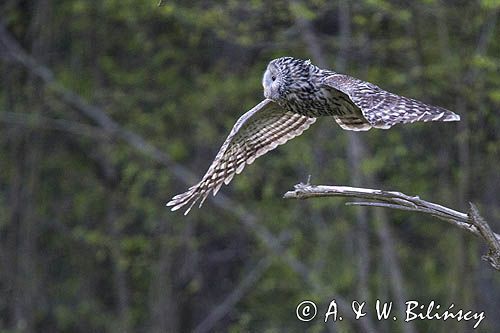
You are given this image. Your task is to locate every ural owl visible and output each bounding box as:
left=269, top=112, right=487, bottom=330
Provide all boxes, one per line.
left=168, top=57, right=460, bottom=214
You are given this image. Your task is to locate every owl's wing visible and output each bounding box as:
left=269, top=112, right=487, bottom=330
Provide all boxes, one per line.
left=167, top=99, right=316, bottom=215
left=322, top=74, right=460, bottom=129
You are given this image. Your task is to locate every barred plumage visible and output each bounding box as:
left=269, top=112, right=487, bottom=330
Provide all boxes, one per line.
left=167, top=57, right=460, bottom=214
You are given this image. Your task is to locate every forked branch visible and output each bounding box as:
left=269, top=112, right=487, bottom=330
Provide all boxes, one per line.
left=284, top=183, right=500, bottom=271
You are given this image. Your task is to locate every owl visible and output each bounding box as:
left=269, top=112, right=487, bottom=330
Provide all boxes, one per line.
left=167, top=57, right=460, bottom=214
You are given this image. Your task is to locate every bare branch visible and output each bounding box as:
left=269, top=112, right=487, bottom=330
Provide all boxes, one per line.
left=469, top=203, right=500, bottom=270
left=284, top=183, right=500, bottom=271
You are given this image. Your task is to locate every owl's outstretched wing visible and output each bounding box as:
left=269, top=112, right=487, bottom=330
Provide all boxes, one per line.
left=167, top=99, right=316, bottom=215
left=322, top=74, right=460, bottom=129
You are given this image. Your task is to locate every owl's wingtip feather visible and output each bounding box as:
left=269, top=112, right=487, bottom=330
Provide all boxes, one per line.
left=443, top=113, right=460, bottom=122
left=166, top=187, right=198, bottom=213
left=170, top=203, right=182, bottom=211
left=183, top=205, right=193, bottom=215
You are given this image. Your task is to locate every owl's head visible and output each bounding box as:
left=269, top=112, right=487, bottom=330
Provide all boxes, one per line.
left=262, top=57, right=312, bottom=101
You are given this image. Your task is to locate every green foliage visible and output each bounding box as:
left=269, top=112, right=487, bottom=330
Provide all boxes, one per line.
left=1, top=0, right=499, bottom=332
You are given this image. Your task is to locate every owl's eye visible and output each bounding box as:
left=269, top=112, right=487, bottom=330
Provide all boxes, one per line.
left=271, top=75, right=276, bottom=81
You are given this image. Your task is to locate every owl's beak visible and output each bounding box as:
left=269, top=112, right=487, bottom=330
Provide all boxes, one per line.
left=264, top=89, right=270, bottom=99
left=264, top=88, right=278, bottom=101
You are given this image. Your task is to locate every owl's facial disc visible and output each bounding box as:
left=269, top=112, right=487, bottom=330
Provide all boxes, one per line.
left=262, top=64, right=280, bottom=100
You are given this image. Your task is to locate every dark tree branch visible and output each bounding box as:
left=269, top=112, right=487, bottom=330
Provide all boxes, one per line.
left=193, top=257, right=273, bottom=333
left=284, top=183, right=500, bottom=271
left=289, top=6, right=377, bottom=332
left=0, top=111, right=111, bottom=139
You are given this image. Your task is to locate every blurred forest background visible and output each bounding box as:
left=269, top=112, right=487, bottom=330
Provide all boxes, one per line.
left=0, top=0, right=499, bottom=332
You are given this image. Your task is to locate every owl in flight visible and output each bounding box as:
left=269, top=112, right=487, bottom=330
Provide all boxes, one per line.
left=167, top=57, right=460, bottom=214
